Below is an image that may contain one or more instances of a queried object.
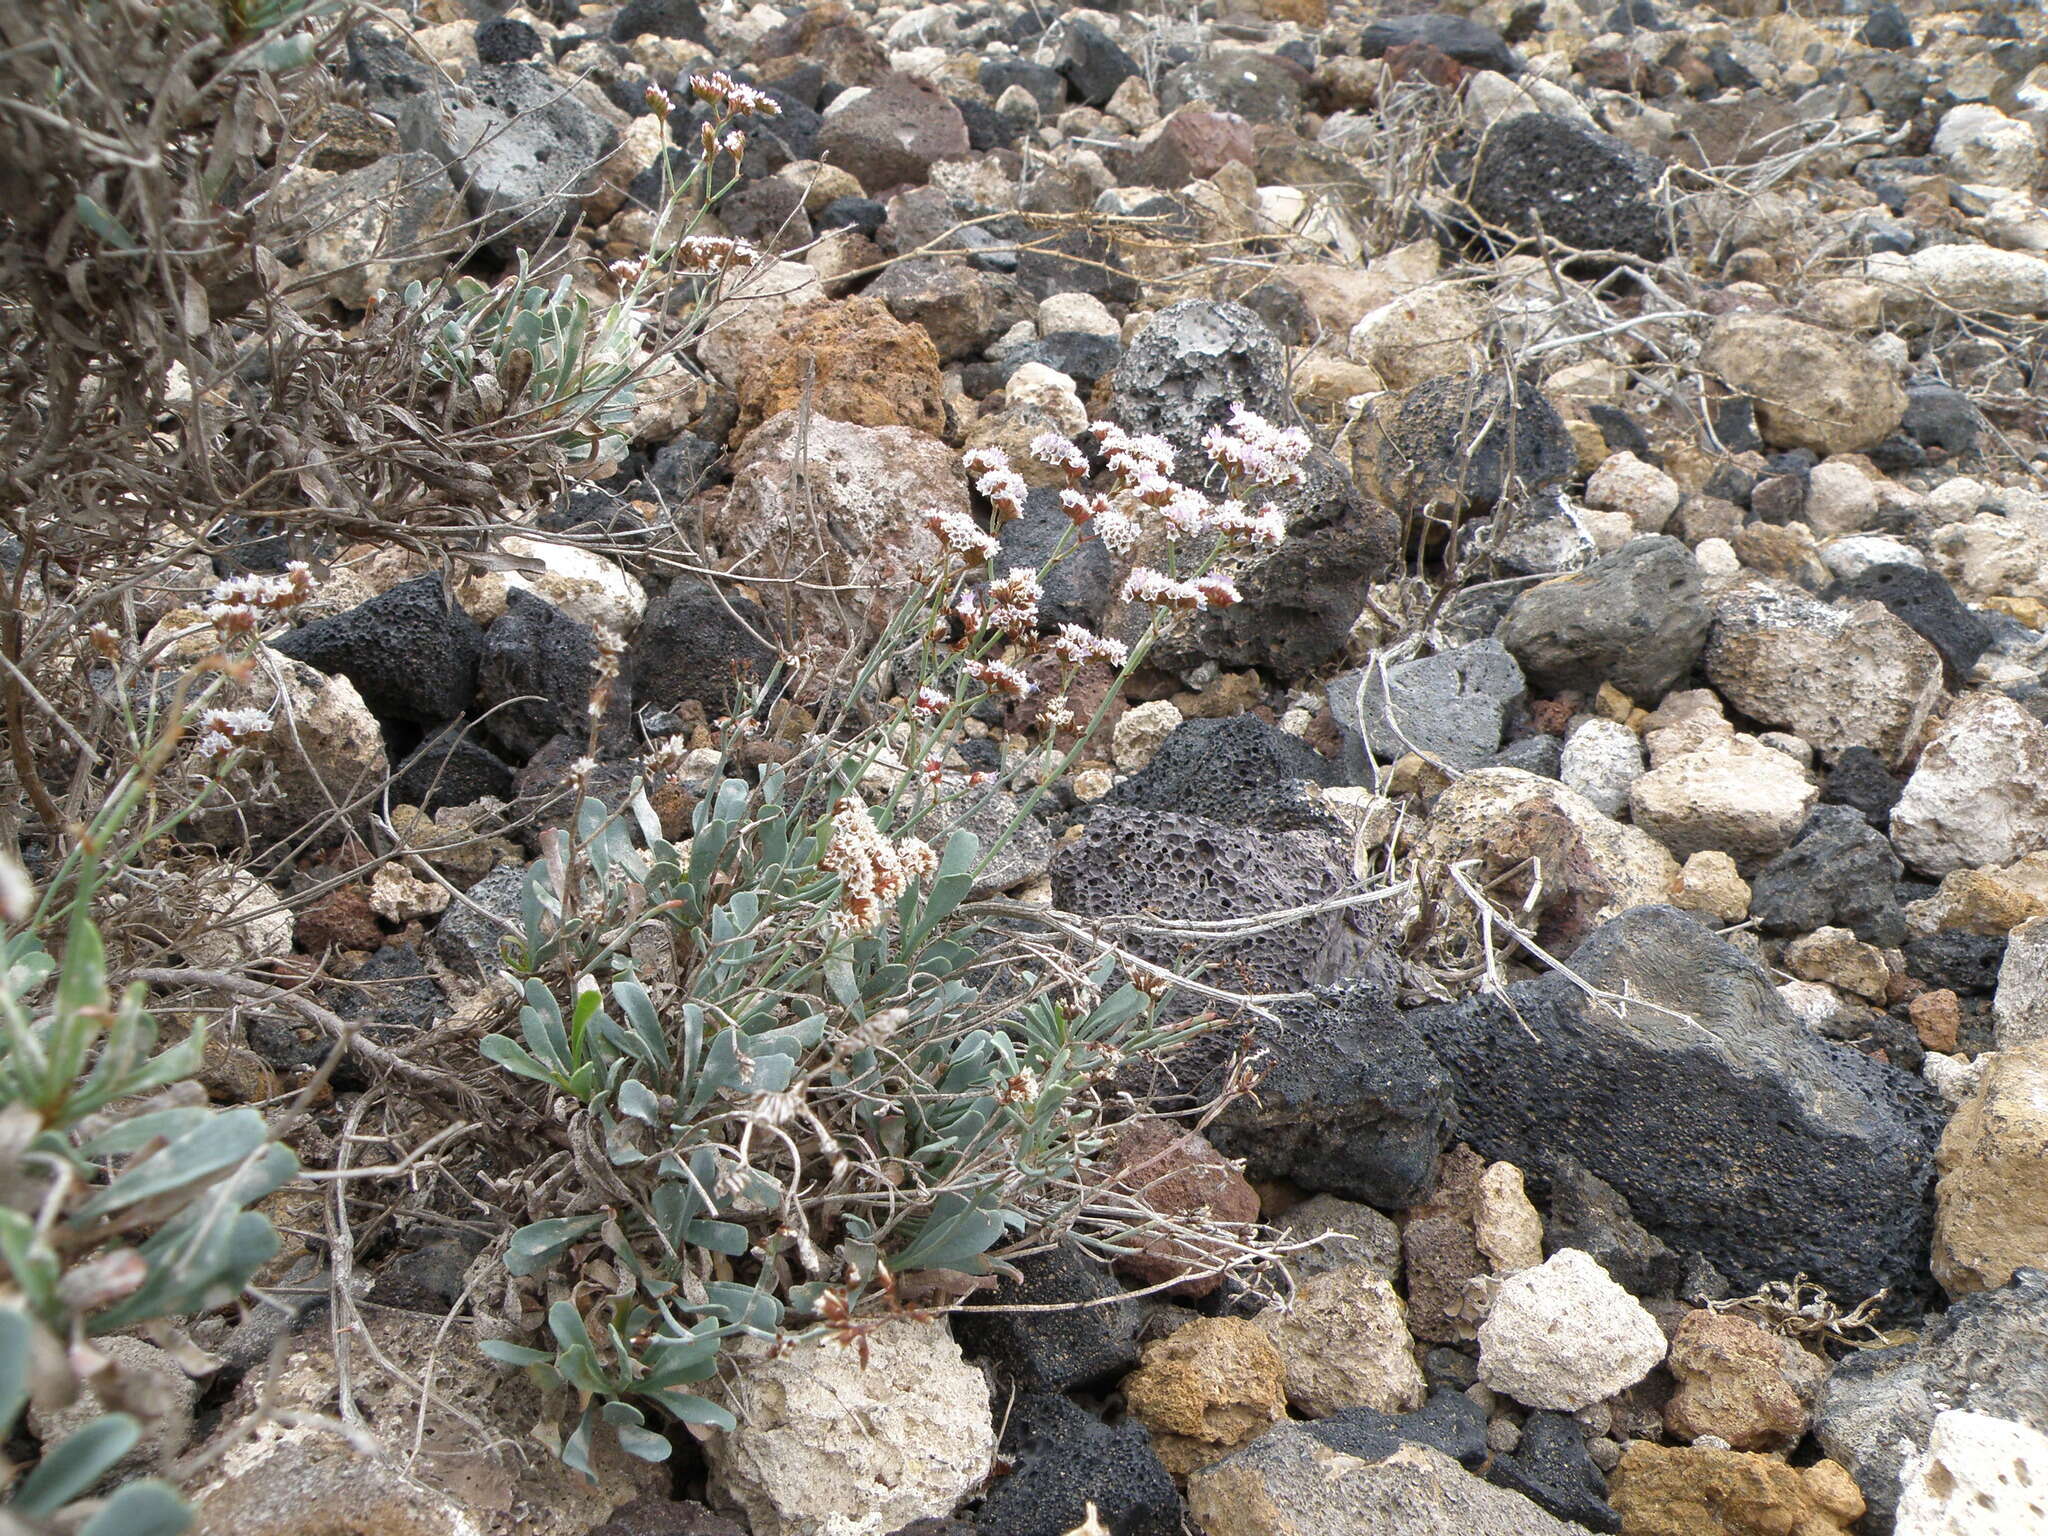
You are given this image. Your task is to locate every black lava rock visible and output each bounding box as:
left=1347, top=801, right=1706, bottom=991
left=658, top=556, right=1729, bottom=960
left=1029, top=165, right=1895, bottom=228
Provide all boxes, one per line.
left=389, top=726, right=514, bottom=812
left=1013, top=228, right=1140, bottom=307
left=1902, top=930, right=2006, bottom=996
left=475, top=16, right=542, bottom=62
left=994, top=485, right=1115, bottom=630
left=1376, top=371, right=1575, bottom=514
left=1405, top=904, right=1942, bottom=1311
left=1492, top=1412, right=1619, bottom=1532
left=980, top=58, right=1067, bottom=115
left=1237, top=280, right=1313, bottom=346
left=816, top=195, right=887, bottom=235
left=1160, top=50, right=1302, bottom=126
left=1469, top=113, right=1671, bottom=261
left=1305, top=1388, right=1488, bottom=1468
left=1101, top=713, right=1340, bottom=833
left=1194, top=981, right=1455, bottom=1210
left=1543, top=1154, right=1683, bottom=1298
left=372, top=1233, right=488, bottom=1312
left=646, top=435, right=725, bottom=501
left=431, top=863, right=524, bottom=979
left=629, top=574, right=778, bottom=718
left=1605, top=0, right=1669, bottom=30
left=1000, top=332, right=1123, bottom=390
left=1901, top=382, right=1984, bottom=457
left=1828, top=563, right=1991, bottom=688
left=272, top=574, right=483, bottom=726
left=1748, top=806, right=1907, bottom=947
left=1051, top=807, right=1392, bottom=998
left=1495, top=732, right=1564, bottom=778
left=1360, top=14, right=1517, bottom=73
left=343, top=21, right=440, bottom=111
left=716, top=174, right=812, bottom=249
left=1586, top=404, right=1652, bottom=459
left=1859, top=3, right=1914, bottom=50
left=612, top=0, right=705, bottom=44
left=956, top=96, right=1019, bottom=153
left=327, top=941, right=448, bottom=1042
left=1823, top=745, right=1904, bottom=827
left=1496, top=535, right=1710, bottom=704
left=1052, top=19, right=1139, bottom=108
left=953, top=1246, right=1141, bottom=1393
left=974, top=1395, right=1179, bottom=1536
left=475, top=591, right=628, bottom=762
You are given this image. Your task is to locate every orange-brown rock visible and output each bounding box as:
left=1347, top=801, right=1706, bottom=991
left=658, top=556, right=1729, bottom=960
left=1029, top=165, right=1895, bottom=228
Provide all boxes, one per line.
left=1663, top=1310, right=1826, bottom=1452
left=732, top=297, right=946, bottom=445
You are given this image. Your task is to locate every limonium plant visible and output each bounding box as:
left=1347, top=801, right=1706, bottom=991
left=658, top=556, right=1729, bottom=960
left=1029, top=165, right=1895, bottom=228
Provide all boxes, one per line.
left=474, top=405, right=1313, bottom=1474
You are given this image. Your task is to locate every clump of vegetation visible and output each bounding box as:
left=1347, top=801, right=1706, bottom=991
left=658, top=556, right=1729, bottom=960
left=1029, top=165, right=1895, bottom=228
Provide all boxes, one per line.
left=2, top=848, right=298, bottom=1533
left=472, top=413, right=1314, bottom=1471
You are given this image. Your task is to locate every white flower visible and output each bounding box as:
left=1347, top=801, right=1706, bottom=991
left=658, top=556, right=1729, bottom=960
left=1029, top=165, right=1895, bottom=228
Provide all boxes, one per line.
left=688, top=71, right=783, bottom=117
left=963, top=446, right=1014, bottom=478
left=1158, top=487, right=1211, bottom=540
left=975, top=468, right=1029, bottom=517
left=986, top=567, right=1044, bottom=636
left=923, top=507, right=1000, bottom=563
left=669, top=236, right=764, bottom=273
left=965, top=657, right=1034, bottom=700
left=1211, top=499, right=1287, bottom=547
left=821, top=798, right=931, bottom=936
left=1120, top=567, right=1206, bottom=611
left=1029, top=433, right=1089, bottom=478
left=1091, top=505, right=1141, bottom=557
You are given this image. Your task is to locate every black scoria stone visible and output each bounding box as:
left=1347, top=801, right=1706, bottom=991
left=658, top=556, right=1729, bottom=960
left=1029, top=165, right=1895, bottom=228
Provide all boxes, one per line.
left=1102, top=713, right=1341, bottom=832
left=974, top=1395, right=1180, bottom=1536
left=1361, top=13, right=1517, bottom=73
left=1827, top=563, right=1991, bottom=689
left=1192, top=981, right=1454, bottom=1209
left=1406, top=904, right=1942, bottom=1313
left=271, top=573, right=483, bottom=727
left=1492, top=1411, right=1620, bottom=1533
left=1859, top=3, right=1914, bottom=50
left=1747, top=805, right=1907, bottom=947
left=1902, top=930, right=2006, bottom=996
left=475, top=16, right=541, bottom=62
left=1822, top=745, right=1904, bottom=826
left=951, top=1245, right=1140, bottom=1392
left=1469, top=112, right=1671, bottom=262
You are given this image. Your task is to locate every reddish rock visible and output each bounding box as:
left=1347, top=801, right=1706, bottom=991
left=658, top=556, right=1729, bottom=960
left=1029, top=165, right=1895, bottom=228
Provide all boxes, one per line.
left=1103, top=1120, right=1260, bottom=1298
left=1664, top=1309, right=1826, bottom=1452
left=1114, top=106, right=1257, bottom=189
left=1912, top=988, right=1962, bottom=1053
left=296, top=883, right=384, bottom=953
left=1381, top=42, right=1468, bottom=89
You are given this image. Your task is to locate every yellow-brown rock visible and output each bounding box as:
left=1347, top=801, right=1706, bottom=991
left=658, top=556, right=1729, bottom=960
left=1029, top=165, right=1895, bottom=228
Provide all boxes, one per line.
left=1608, top=1443, right=1863, bottom=1536
left=1123, top=1317, right=1288, bottom=1480
left=1932, top=1039, right=2048, bottom=1296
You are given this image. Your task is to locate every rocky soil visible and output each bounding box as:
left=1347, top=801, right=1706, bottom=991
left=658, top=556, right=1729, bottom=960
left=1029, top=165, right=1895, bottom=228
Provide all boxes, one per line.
left=78, top=0, right=2048, bottom=1531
